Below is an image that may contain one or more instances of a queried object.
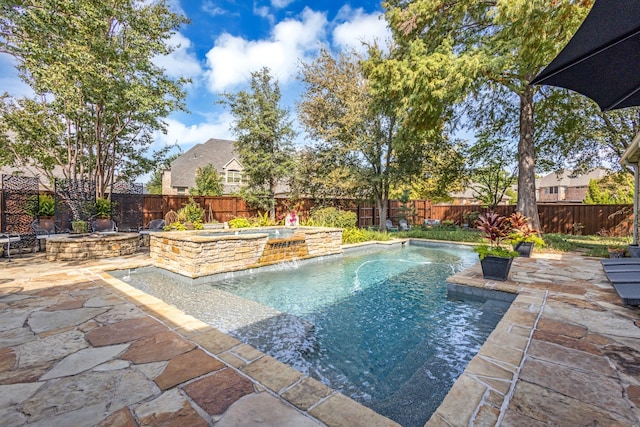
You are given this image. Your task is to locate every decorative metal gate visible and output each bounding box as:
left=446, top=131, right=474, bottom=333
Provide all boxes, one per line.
left=111, top=181, right=144, bottom=231
left=1, top=174, right=39, bottom=250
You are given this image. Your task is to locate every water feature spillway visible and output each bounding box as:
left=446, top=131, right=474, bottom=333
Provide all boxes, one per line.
left=149, top=226, right=343, bottom=278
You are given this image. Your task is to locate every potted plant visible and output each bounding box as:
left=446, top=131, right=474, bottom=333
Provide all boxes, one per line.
left=474, top=212, right=518, bottom=281
left=507, top=212, right=544, bottom=257
left=94, top=197, right=113, bottom=230
left=25, top=194, right=56, bottom=232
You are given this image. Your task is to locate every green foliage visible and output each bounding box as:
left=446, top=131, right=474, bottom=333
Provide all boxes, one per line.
left=543, top=233, right=632, bottom=257
left=251, top=211, right=276, bottom=227
left=341, top=228, right=393, bottom=244
left=178, top=197, right=204, bottom=223
left=308, top=207, right=357, bottom=229
left=219, top=68, right=295, bottom=217
left=190, top=164, right=224, bottom=196
left=71, top=220, right=87, bottom=234
left=474, top=245, right=519, bottom=260
left=25, top=194, right=55, bottom=217
left=147, top=152, right=181, bottom=195
left=0, top=0, right=188, bottom=200
left=383, top=0, right=594, bottom=231
left=229, top=217, right=252, bottom=228
left=95, top=197, right=112, bottom=219
left=584, top=173, right=634, bottom=204
left=506, top=212, right=544, bottom=247
left=164, top=221, right=187, bottom=231
left=298, top=47, right=441, bottom=228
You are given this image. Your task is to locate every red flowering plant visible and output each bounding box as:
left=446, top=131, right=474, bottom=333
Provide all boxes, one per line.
left=507, top=212, right=544, bottom=247
left=474, top=212, right=519, bottom=259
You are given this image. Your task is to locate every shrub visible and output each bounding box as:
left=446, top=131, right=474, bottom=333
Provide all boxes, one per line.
left=95, top=197, right=112, bottom=219
left=178, top=197, right=204, bottom=223
left=341, top=227, right=393, bottom=244
left=164, top=221, right=187, bottom=231
left=251, top=211, right=275, bottom=227
left=308, top=207, right=357, bottom=229
left=25, top=194, right=55, bottom=217
left=229, top=217, right=252, bottom=228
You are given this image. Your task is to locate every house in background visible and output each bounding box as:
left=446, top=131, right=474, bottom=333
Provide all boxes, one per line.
left=445, top=185, right=512, bottom=206
left=162, top=138, right=245, bottom=195
left=535, top=168, right=609, bottom=203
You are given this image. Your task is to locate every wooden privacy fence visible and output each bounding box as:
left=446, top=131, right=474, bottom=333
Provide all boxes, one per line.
left=142, top=197, right=632, bottom=236
left=141, top=196, right=431, bottom=229
left=430, top=204, right=633, bottom=236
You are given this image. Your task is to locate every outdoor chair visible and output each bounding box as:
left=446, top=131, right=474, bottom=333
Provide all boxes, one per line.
left=140, top=219, right=165, bottom=234
left=386, top=219, right=399, bottom=232
left=92, top=219, right=117, bottom=233
left=31, top=219, right=60, bottom=252
left=0, top=233, right=21, bottom=260
left=600, top=259, right=640, bottom=305
left=423, top=218, right=441, bottom=227
left=399, top=219, right=411, bottom=231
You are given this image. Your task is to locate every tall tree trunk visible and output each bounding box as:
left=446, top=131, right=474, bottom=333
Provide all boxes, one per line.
left=378, top=196, right=388, bottom=231
left=517, top=86, right=541, bottom=231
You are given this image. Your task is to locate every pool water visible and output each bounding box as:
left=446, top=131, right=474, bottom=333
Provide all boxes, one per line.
left=112, top=243, right=511, bottom=426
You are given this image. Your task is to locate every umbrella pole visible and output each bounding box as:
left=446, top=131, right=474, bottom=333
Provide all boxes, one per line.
left=635, top=164, right=639, bottom=246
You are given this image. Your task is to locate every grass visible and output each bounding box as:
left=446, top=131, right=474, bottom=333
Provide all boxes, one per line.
left=368, top=226, right=632, bottom=258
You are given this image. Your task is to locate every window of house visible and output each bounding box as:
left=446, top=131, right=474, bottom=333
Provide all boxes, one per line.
left=176, top=187, right=187, bottom=194
left=226, top=170, right=243, bottom=183
left=547, top=186, right=558, bottom=194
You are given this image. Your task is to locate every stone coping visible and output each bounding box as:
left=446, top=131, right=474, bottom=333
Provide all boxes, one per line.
left=47, top=232, right=138, bottom=242
left=158, top=226, right=343, bottom=243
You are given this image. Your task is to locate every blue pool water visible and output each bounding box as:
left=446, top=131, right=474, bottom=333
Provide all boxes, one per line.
left=197, top=227, right=296, bottom=239
left=111, top=243, right=511, bottom=426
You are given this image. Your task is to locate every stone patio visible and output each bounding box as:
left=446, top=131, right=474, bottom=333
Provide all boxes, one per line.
left=0, top=247, right=639, bottom=426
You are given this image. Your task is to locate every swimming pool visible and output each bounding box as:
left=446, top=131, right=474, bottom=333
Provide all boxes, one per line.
left=111, top=242, right=511, bottom=426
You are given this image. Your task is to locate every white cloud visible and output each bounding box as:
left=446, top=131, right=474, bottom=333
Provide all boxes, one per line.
left=332, top=7, right=390, bottom=53
left=204, top=8, right=327, bottom=92
left=154, top=33, right=203, bottom=81
left=153, top=114, right=235, bottom=153
left=202, top=1, right=226, bottom=16
left=271, top=0, right=295, bottom=8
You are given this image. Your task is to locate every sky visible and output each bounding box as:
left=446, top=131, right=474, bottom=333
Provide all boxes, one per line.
left=161, top=0, right=391, bottom=153
left=0, top=0, right=391, bottom=159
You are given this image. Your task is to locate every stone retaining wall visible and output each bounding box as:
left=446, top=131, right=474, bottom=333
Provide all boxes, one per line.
left=150, top=227, right=343, bottom=279
left=46, top=233, right=139, bottom=261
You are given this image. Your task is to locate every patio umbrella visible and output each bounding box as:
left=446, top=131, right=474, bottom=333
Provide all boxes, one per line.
left=531, top=0, right=640, bottom=111
left=531, top=0, right=640, bottom=245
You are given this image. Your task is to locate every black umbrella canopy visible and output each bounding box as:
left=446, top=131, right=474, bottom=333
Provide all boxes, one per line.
left=531, top=0, right=640, bottom=111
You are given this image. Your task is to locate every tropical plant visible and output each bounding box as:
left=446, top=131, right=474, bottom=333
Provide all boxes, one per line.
left=25, top=194, right=55, bottom=217
left=178, top=197, right=204, bottom=223
left=95, top=197, right=112, bottom=219
left=507, top=212, right=544, bottom=247
left=474, top=212, right=518, bottom=259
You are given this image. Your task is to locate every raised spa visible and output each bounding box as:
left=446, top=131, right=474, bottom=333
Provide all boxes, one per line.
left=150, top=226, right=342, bottom=278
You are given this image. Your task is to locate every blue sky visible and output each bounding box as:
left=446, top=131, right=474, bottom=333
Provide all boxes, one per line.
left=0, top=0, right=391, bottom=157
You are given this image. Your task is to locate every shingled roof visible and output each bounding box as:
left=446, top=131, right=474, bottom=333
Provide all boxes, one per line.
left=170, top=138, right=240, bottom=188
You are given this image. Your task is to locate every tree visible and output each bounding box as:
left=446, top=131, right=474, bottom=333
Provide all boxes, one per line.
left=146, top=152, right=181, bottom=195
left=383, top=0, right=592, bottom=230
left=218, top=67, right=295, bottom=219
left=189, top=164, right=224, bottom=196
left=298, top=48, right=441, bottom=230
left=584, top=173, right=634, bottom=204
left=0, top=0, right=188, bottom=219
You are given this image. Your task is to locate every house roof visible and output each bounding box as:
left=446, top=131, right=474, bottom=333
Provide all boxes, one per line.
left=170, top=138, right=240, bottom=188
left=535, top=168, right=609, bottom=188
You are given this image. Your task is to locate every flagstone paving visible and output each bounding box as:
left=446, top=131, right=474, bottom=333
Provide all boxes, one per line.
left=0, top=248, right=639, bottom=426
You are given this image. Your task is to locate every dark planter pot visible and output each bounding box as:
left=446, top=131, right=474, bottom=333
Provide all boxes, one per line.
left=480, top=255, right=514, bottom=281
left=628, top=245, right=640, bottom=258
left=514, top=242, right=534, bottom=258
left=38, top=217, right=55, bottom=234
